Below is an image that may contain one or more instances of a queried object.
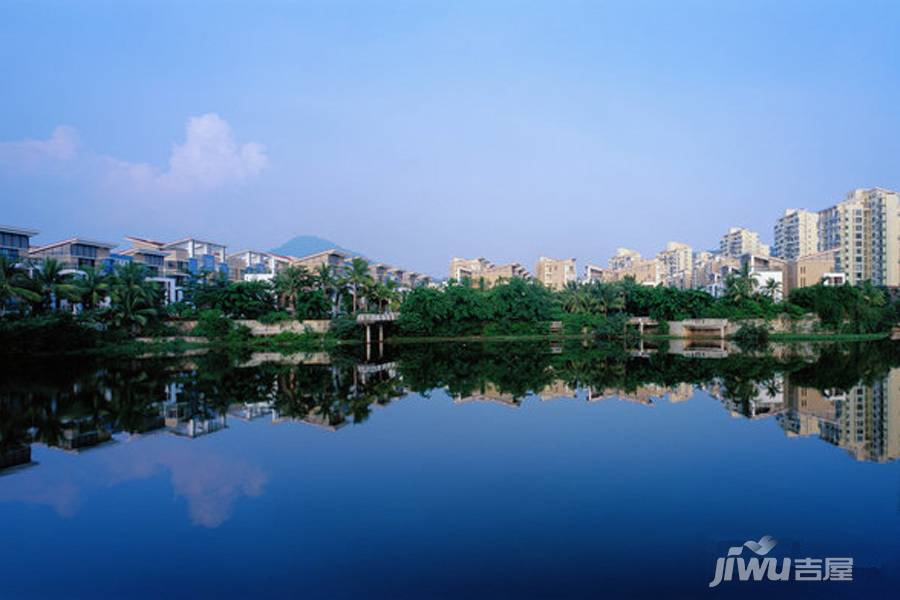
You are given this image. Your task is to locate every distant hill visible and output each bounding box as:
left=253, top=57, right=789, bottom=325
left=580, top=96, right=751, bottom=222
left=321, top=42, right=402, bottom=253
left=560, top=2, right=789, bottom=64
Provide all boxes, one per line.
left=271, top=235, right=362, bottom=259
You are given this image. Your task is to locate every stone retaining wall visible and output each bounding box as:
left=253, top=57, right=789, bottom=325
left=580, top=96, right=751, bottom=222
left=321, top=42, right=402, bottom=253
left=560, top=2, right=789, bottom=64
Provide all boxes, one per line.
left=166, top=319, right=331, bottom=336
left=235, top=319, right=331, bottom=336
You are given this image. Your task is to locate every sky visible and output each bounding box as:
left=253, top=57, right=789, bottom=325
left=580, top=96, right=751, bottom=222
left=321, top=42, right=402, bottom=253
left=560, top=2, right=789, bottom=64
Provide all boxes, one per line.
left=2, top=0, right=899, bottom=277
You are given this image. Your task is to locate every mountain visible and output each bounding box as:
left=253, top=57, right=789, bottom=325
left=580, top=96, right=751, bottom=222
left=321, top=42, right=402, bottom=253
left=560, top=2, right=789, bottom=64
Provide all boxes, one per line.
left=271, top=235, right=363, bottom=259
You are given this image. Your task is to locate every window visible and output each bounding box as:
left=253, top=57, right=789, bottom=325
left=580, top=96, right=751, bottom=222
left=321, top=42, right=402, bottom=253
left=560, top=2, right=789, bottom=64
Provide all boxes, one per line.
left=0, top=233, right=29, bottom=249
left=71, top=244, right=98, bottom=258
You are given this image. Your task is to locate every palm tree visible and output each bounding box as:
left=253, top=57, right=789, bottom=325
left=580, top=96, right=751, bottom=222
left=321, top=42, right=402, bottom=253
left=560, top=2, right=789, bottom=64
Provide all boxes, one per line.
left=345, top=257, right=373, bottom=313
left=594, top=284, right=625, bottom=316
left=273, top=265, right=315, bottom=313
left=724, top=264, right=757, bottom=304
left=73, top=265, right=111, bottom=311
left=559, top=281, right=581, bottom=313
left=33, top=257, right=79, bottom=312
left=761, top=278, right=781, bottom=301
left=314, top=264, right=342, bottom=316
left=369, top=280, right=400, bottom=313
left=0, top=255, right=40, bottom=313
left=108, top=262, right=159, bottom=333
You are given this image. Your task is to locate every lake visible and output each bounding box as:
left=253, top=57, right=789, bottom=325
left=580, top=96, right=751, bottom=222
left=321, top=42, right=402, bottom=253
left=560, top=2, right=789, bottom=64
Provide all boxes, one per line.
left=1, top=341, right=899, bottom=598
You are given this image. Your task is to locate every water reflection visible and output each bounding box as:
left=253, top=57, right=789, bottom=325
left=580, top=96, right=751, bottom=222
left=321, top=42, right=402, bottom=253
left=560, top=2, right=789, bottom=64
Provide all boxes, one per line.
left=2, top=342, right=899, bottom=483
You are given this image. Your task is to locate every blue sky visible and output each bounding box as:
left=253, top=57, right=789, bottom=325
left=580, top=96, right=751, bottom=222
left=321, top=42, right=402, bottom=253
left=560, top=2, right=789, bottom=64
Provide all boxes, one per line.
left=2, top=0, right=899, bottom=276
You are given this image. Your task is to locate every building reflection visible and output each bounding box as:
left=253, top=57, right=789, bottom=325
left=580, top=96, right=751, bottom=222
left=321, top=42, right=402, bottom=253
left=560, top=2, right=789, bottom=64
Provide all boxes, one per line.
left=2, top=346, right=899, bottom=474
left=779, top=368, right=900, bottom=462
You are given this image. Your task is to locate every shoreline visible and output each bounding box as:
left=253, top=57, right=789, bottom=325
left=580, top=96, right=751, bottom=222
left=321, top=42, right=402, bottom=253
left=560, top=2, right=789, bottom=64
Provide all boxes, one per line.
left=1, top=329, right=895, bottom=360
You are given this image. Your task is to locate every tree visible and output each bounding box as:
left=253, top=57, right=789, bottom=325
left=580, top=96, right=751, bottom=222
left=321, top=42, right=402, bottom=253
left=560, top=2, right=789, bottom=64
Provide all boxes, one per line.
left=315, top=264, right=343, bottom=316
left=724, top=264, right=757, bottom=305
left=369, top=280, right=400, bottom=313
left=107, top=262, right=160, bottom=333
left=0, top=256, right=40, bottom=313
left=345, top=257, right=373, bottom=313
left=72, top=265, right=111, bottom=311
left=32, top=258, right=79, bottom=312
left=761, top=278, right=781, bottom=301
left=558, top=281, right=581, bottom=313
left=273, top=265, right=316, bottom=313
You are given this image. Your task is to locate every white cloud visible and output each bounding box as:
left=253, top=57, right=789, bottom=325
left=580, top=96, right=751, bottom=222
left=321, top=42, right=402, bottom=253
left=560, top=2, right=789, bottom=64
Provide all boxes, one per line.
left=0, top=113, right=267, bottom=195
left=164, top=113, right=267, bottom=190
left=0, top=125, right=79, bottom=166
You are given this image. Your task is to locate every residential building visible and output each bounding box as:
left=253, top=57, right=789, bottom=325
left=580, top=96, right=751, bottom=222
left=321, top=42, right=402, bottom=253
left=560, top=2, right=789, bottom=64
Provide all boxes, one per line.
left=479, top=263, right=529, bottom=288
left=125, top=236, right=229, bottom=279
left=369, top=262, right=392, bottom=284
left=785, top=249, right=842, bottom=291
left=227, top=250, right=292, bottom=281
left=741, top=254, right=787, bottom=300
left=631, top=257, right=662, bottom=286
left=165, top=238, right=228, bottom=276
left=449, top=257, right=528, bottom=288
left=29, top=237, right=118, bottom=271
left=535, top=257, right=577, bottom=290
left=402, top=272, right=431, bottom=288
left=657, top=241, right=693, bottom=289
left=719, top=227, right=770, bottom=258
left=124, top=236, right=229, bottom=303
left=603, top=248, right=661, bottom=286
left=583, top=263, right=610, bottom=283
left=449, top=257, right=493, bottom=282
left=386, top=267, right=406, bottom=286
left=608, top=248, right=642, bottom=271
left=773, top=209, right=819, bottom=260
left=293, top=249, right=349, bottom=274
left=691, top=252, right=739, bottom=294
left=0, top=225, right=38, bottom=262
left=818, top=188, right=900, bottom=286
left=120, top=247, right=167, bottom=276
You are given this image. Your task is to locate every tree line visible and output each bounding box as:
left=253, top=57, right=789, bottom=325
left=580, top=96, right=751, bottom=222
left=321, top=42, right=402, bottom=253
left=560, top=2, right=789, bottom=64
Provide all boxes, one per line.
left=398, top=266, right=900, bottom=337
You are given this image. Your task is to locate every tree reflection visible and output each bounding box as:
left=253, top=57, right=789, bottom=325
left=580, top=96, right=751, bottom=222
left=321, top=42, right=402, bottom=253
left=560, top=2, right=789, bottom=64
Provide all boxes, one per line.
left=1, top=341, right=899, bottom=467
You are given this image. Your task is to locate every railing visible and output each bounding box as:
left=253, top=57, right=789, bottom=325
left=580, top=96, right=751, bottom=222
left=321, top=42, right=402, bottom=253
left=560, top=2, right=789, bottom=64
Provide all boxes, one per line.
left=356, top=312, right=400, bottom=324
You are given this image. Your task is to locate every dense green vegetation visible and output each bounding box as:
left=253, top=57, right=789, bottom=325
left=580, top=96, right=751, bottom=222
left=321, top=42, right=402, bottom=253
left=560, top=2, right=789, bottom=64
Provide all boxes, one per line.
left=0, top=254, right=406, bottom=354
left=1, top=252, right=898, bottom=354
left=397, top=268, right=900, bottom=338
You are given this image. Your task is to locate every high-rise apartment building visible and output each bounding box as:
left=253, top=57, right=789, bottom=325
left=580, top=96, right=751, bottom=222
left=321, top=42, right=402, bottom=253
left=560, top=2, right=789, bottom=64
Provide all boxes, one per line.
left=773, top=209, right=819, bottom=260
left=818, top=188, right=900, bottom=286
left=583, top=264, right=610, bottom=283
left=719, top=227, right=770, bottom=258
left=656, top=241, right=693, bottom=288
left=608, top=248, right=642, bottom=271
left=449, top=257, right=492, bottom=282
left=535, top=257, right=577, bottom=290
left=449, top=257, right=528, bottom=288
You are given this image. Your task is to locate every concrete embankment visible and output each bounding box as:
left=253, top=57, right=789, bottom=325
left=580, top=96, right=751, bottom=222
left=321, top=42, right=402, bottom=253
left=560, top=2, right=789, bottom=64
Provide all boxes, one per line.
left=168, top=319, right=331, bottom=336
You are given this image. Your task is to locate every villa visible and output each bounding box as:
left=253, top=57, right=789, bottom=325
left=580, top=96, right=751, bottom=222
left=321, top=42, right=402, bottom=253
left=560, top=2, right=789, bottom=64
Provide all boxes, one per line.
left=227, top=250, right=293, bottom=281
left=291, top=248, right=349, bottom=274
left=28, top=237, right=118, bottom=271
left=0, top=225, right=38, bottom=262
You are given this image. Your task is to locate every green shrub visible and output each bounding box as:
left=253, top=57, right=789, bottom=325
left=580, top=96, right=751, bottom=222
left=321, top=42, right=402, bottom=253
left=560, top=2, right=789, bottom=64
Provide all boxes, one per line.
left=595, top=313, right=629, bottom=339
left=258, top=311, right=294, bottom=324
left=331, top=314, right=362, bottom=340
left=732, top=323, right=770, bottom=351
left=192, top=309, right=233, bottom=340
left=0, top=314, right=103, bottom=355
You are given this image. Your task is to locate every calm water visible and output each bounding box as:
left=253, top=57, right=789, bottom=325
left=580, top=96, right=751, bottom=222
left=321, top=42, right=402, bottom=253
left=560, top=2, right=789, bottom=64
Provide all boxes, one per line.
left=2, top=341, right=899, bottom=599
